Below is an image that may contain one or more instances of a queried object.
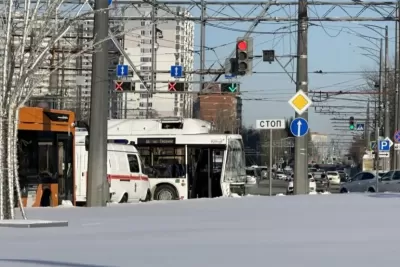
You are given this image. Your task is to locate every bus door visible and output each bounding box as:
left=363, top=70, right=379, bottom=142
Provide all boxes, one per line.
left=56, top=132, right=74, bottom=204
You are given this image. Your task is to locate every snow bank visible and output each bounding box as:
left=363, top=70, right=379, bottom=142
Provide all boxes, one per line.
left=56, top=200, right=74, bottom=208
left=4, top=194, right=400, bottom=267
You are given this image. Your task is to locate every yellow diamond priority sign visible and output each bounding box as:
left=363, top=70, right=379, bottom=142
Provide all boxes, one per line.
left=288, top=89, right=312, bottom=115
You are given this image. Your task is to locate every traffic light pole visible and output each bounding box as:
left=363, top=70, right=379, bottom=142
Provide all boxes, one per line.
left=384, top=26, right=390, bottom=171
left=294, top=0, right=309, bottom=195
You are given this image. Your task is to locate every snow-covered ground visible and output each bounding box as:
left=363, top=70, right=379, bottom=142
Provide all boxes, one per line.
left=1, top=193, right=400, bottom=267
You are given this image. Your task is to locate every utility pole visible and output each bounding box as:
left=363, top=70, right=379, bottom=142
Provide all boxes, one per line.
left=87, top=0, right=109, bottom=207
left=148, top=0, right=157, bottom=119
left=384, top=26, right=390, bottom=171
left=294, top=0, right=308, bottom=195
left=395, top=3, right=400, bottom=169
left=75, top=11, right=83, bottom=121
left=365, top=99, right=370, bottom=148
left=378, top=39, right=383, bottom=132
left=200, top=0, right=206, bottom=92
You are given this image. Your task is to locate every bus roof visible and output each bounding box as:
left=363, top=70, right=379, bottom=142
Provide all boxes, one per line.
left=108, top=118, right=212, bottom=135
left=76, top=128, right=242, bottom=146
left=108, top=133, right=243, bottom=146
left=18, top=106, right=75, bottom=132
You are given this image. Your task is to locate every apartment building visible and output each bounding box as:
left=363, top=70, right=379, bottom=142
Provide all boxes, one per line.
left=121, top=4, right=195, bottom=118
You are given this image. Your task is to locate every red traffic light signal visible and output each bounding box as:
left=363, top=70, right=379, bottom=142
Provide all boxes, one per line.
left=237, top=40, right=247, bottom=51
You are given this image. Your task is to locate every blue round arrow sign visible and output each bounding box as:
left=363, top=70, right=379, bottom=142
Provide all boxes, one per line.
left=109, top=0, right=113, bottom=5
left=290, top=118, right=309, bottom=137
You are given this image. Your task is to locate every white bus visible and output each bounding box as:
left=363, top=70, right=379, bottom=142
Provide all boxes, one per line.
left=107, top=117, right=247, bottom=200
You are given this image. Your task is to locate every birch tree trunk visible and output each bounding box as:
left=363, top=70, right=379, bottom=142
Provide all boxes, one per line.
left=0, top=116, right=4, bottom=220
left=1, top=109, right=12, bottom=219
left=12, top=108, right=26, bottom=219
left=6, top=107, right=16, bottom=219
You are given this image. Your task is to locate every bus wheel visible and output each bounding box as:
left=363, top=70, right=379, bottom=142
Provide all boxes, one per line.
left=154, top=185, right=178, bottom=200
left=119, top=193, right=128, bottom=203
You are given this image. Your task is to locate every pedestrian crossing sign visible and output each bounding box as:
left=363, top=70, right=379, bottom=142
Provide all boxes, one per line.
left=356, top=123, right=364, bottom=131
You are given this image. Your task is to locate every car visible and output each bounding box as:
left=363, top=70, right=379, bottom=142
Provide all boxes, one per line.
left=245, top=167, right=259, bottom=185
left=337, top=170, right=348, bottom=183
left=286, top=173, right=316, bottom=194
left=275, top=171, right=287, bottom=180
left=313, top=171, right=330, bottom=192
left=340, top=171, right=377, bottom=193
left=326, top=171, right=341, bottom=185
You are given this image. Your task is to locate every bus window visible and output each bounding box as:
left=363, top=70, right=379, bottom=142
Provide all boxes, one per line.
left=38, top=142, right=55, bottom=175
left=138, top=146, right=185, bottom=178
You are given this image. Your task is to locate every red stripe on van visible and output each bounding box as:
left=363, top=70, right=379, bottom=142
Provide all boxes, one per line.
left=107, top=174, right=149, bottom=181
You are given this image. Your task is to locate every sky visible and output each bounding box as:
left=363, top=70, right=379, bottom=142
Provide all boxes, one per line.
left=178, top=0, right=398, bottom=142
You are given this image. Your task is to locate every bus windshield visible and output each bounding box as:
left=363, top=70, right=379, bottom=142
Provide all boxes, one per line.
left=224, top=138, right=246, bottom=183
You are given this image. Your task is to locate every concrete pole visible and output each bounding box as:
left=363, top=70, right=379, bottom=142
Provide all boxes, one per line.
left=366, top=99, right=370, bottom=148
left=395, top=4, right=400, bottom=169
left=87, top=0, right=109, bottom=207
left=75, top=16, right=83, bottom=120
left=148, top=0, right=157, bottom=118
left=294, top=0, right=309, bottom=195
left=384, top=26, right=390, bottom=171
left=200, top=0, right=206, bottom=92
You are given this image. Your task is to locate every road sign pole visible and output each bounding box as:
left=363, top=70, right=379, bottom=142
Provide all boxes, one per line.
left=294, top=0, right=308, bottom=195
left=375, top=122, right=379, bottom=192
left=269, top=129, right=273, bottom=196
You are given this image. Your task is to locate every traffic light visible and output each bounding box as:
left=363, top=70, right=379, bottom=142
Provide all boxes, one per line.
left=236, top=37, right=253, bottom=76
left=225, top=58, right=238, bottom=76
left=221, top=83, right=239, bottom=93
left=263, top=50, right=275, bottom=62
left=168, top=82, right=184, bottom=92
left=114, top=81, right=135, bottom=92
left=349, top=116, right=355, bottom=130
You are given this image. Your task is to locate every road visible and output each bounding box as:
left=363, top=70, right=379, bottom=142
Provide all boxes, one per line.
left=245, top=179, right=341, bottom=195
left=245, top=179, right=288, bottom=196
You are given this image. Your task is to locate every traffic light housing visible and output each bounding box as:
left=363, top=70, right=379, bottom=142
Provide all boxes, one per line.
left=114, top=80, right=135, bottom=92
left=168, top=82, right=185, bottom=92
left=263, top=50, right=275, bottom=62
left=349, top=116, right=355, bottom=130
left=236, top=37, right=253, bottom=76
left=221, top=83, right=239, bottom=93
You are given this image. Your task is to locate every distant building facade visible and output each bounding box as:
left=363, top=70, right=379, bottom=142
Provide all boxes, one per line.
left=120, top=4, right=195, bottom=118
left=310, top=132, right=328, bottom=163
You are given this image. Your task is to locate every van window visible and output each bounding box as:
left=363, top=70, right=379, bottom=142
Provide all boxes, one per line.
left=127, top=154, right=140, bottom=173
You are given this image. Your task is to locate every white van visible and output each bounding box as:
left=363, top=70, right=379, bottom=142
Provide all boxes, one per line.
left=75, top=132, right=151, bottom=204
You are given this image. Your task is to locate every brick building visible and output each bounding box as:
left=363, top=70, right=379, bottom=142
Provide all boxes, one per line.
left=193, top=94, right=242, bottom=133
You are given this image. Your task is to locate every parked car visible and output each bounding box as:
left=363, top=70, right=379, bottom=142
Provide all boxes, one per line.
left=340, top=171, right=377, bottom=193
left=326, top=171, right=341, bottom=185
left=376, top=170, right=400, bottom=192
left=275, top=171, right=287, bottom=180
left=286, top=173, right=316, bottom=194
left=245, top=167, right=259, bottom=185
left=337, top=170, right=348, bottom=183
left=313, top=171, right=330, bottom=192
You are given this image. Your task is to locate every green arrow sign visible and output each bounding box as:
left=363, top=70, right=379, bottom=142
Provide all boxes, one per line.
left=228, top=83, right=237, bottom=92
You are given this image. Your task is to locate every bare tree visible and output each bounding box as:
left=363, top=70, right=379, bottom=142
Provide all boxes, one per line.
left=0, top=0, right=114, bottom=220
